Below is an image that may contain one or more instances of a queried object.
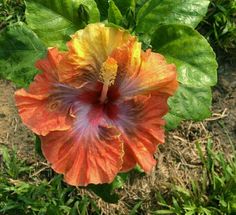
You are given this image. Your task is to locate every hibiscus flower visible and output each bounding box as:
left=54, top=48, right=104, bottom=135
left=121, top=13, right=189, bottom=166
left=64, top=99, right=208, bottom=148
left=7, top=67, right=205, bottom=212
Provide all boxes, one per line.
left=15, top=23, right=178, bottom=186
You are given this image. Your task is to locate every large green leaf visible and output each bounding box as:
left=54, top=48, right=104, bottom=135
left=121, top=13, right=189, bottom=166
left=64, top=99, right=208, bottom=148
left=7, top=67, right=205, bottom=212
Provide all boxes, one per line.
left=164, top=113, right=183, bottom=131
left=152, top=24, right=217, bottom=88
left=136, top=0, right=210, bottom=35
left=26, top=0, right=100, bottom=49
left=0, top=22, right=46, bottom=87
left=151, top=24, right=217, bottom=128
left=168, top=85, right=212, bottom=120
left=136, top=0, right=148, bottom=12
left=108, top=0, right=123, bottom=26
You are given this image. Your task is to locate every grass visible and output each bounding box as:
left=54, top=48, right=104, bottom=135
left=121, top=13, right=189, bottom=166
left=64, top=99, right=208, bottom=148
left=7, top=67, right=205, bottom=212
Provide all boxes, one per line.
left=152, top=140, right=236, bottom=215
left=0, top=0, right=25, bottom=30
left=0, top=146, right=101, bottom=215
left=198, top=0, right=236, bottom=59
left=1, top=138, right=236, bottom=214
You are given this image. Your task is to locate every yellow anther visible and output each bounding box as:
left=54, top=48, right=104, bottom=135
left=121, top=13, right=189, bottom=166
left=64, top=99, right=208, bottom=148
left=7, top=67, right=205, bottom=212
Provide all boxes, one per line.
left=100, top=57, right=118, bottom=86
left=99, top=57, right=118, bottom=103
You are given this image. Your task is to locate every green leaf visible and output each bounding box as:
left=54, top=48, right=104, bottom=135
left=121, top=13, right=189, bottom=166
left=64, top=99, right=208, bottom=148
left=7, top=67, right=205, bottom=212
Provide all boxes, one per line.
left=152, top=210, right=175, bottom=214
left=94, top=0, right=109, bottom=20
left=88, top=173, right=128, bottom=203
left=109, top=0, right=136, bottom=30
left=0, top=22, right=46, bottom=87
left=108, top=0, right=123, bottom=26
left=26, top=0, right=100, bottom=49
left=113, top=0, right=135, bottom=15
left=164, top=113, right=183, bottom=130
left=136, top=0, right=148, bottom=12
left=35, top=135, right=43, bottom=157
left=129, top=201, right=142, bottom=215
left=136, top=0, right=210, bottom=35
left=151, top=24, right=217, bottom=127
left=152, top=24, right=217, bottom=87
left=168, top=85, right=212, bottom=121
left=77, top=4, right=90, bottom=25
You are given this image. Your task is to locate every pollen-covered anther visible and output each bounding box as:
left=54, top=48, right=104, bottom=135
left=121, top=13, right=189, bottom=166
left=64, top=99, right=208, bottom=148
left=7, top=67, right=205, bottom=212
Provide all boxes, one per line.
left=100, top=57, right=118, bottom=86
left=99, top=57, right=118, bottom=103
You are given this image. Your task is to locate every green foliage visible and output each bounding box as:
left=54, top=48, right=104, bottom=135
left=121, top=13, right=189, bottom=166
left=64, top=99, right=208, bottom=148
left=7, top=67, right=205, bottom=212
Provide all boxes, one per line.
left=152, top=24, right=217, bottom=88
left=88, top=173, right=128, bottom=203
left=0, top=146, right=32, bottom=179
left=0, top=22, right=46, bottom=87
left=107, top=0, right=136, bottom=30
left=113, top=0, right=135, bottom=16
left=0, top=0, right=25, bottom=29
left=1, top=140, right=236, bottom=214
left=108, top=0, right=123, bottom=26
left=198, top=0, right=236, bottom=55
left=35, top=135, right=43, bottom=157
left=151, top=24, right=217, bottom=129
left=129, top=201, right=143, bottom=215
left=94, top=0, right=109, bottom=21
left=0, top=146, right=101, bottom=215
left=152, top=140, right=236, bottom=214
left=135, top=0, right=210, bottom=35
left=25, top=0, right=100, bottom=49
left=0, top=145, right=128, bottom=213
left=167, top=86, right=212, bottom=122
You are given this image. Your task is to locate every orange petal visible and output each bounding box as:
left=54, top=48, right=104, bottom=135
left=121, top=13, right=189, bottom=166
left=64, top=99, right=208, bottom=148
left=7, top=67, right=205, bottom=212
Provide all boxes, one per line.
left=111, top=37, right=142, bottom=78
left=58, top=23, right=134, bottom=84
left=139, top=50, right=178, bottom=95
left=15, top=48, right=72, bottom=136
left=15, top=89, right=72, bottom=136
left=120, top=141, right=136, bottom=172
left=29, top=48, right=64, bottom=95
left=40, top=126, right=123, bottom=186
left=118, top=94, right=168, bottom=173
left=118, top=49, right=178, bottom=97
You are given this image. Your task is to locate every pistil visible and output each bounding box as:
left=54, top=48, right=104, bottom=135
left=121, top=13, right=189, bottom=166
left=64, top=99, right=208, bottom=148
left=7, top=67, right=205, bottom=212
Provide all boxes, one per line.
left=100, top=84, right=109, bottom=103
left=99, top=57, right=118, bottom=103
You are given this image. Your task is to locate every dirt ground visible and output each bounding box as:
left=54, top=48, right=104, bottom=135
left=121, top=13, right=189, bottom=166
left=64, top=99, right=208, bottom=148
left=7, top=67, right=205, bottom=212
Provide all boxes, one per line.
left=0, top=61, right=235, bottom=214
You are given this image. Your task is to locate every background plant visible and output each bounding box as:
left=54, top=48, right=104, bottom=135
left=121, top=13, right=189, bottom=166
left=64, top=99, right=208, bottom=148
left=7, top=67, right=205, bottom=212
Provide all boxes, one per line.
left=0, top=146, right=101, bottom=215
left=0, top=0, right=25, bottom=29
left=1, top=139, right=236, bottom=214
left=151, top=140, right=236, bottom=215
left=198, top=0, right=236, bottom=58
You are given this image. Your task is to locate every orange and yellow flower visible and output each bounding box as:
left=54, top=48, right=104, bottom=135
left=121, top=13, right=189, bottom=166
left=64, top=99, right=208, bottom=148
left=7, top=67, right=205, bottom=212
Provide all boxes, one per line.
left=15, top=23, right=178, bottom=186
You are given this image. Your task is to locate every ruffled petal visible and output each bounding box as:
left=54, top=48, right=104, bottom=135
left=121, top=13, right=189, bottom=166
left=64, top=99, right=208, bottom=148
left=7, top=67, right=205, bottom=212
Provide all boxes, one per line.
left=29, top=48, right=64, bottom=95
left=116, top=94, right=168, bottom=172
left=15, top=89, right=72, bottom=136
left=40, top=125, right=123, bottom=186
left=15, top=48, right=73, bottom=136
left=111, top=37, right=142, bottom=82
left=58, top=23, right=134, bottom=83
left=117, top=49, right=178, bottom=97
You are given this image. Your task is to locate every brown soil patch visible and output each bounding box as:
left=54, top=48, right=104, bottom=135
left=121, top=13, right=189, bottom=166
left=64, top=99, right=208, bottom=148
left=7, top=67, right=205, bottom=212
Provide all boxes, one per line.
left=0, top=80, right=35, bottom=160
left=0, top=63, right=235, bottom=214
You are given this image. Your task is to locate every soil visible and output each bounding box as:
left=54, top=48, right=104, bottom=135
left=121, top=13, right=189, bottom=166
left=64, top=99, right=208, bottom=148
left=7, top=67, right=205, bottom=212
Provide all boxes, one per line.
left=0, top=62, right=235, bottom=214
